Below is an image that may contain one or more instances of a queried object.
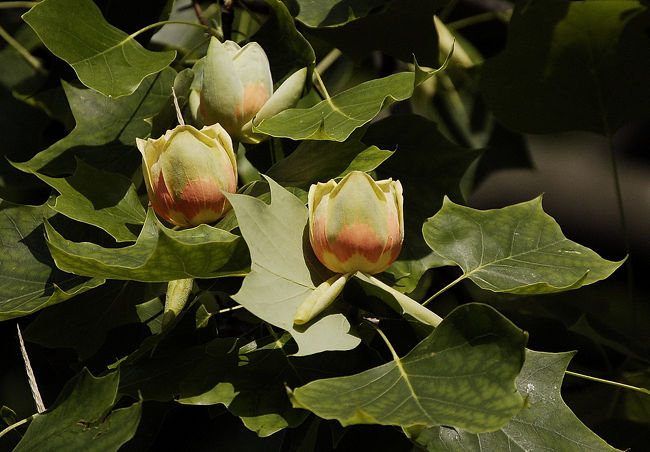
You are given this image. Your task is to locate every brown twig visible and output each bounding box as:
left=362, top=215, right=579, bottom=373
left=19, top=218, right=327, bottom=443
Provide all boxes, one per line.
left=192, top=0, right=212, bottom=35
left=221, top=0, right=234, bottom=41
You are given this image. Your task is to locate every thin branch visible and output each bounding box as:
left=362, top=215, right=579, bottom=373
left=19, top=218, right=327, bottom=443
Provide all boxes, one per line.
left=0, top=414, right=37, bottom=439
left=221, top=0, right=235, bottom=41
left=0, top=25, right=45, bottom=74
left=192, top=0, right=211, bottom=32
left=422, top=273, right=466, bottom=307
left=17, top=324, right=45, bottom=413
left=565, top=370, right=650, bottom=397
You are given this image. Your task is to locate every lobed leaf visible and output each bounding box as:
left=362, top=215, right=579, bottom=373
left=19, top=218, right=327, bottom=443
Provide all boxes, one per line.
left=14, top=369, right=141, bottom=452
left=13, top=159, right=146, bottom=242
left=0, top=201, right=104, bottom=321
left=44, top=208, right=249, bottom=282
left=23, top=0, right=176, bottom=97
left=423, top=197, right=624, bottom=294
left=414, top=350, right=621, bottom=451
left=255, top=64, right=444, bottom=142
left=14, top=69, right=176, bottom=175
left=226, top=176, right=360, bottom=356
left=290, top=303, right=527, bottom=432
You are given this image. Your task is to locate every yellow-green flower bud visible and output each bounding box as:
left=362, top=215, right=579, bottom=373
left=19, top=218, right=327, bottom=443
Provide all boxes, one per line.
left=136, top=124, right=237, bottom=227
left=309, top=171, right=404, bottom=274
left=194, top=37, right=307, bottom=144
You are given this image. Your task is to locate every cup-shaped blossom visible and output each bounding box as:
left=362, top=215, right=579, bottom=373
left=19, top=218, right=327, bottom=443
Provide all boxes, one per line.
left=136, top=123, right=237, bottom=227
left=309, top=171, right=404, bottom=275
left=193, top=37, right=307, bottom=144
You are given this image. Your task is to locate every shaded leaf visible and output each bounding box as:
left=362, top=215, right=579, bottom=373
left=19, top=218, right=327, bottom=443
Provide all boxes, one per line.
left=14, top=69, right=175, bottom=175
left=290, top=303, right=527, bottom=433
left=255, top=64, right=444, bottom=141
left=23, top=0, right=176, bottom=97
left=24, top=281, right=164, bottom=360
left=44, top=208, right=249, bottom=282
left=253, top=0, right=316, bottom=81
left=414, top=350, right=620, bottom=451
left=0, top=201, right=104, bottom=321
left=308, top=0, right=443, bottom=67
left=292, top=0, right=389, bottom=28
left=267, top=137, right=393, bottom=189
left=423, top=197, right=624, bottom=294
left=480, top=0, right=650, bottom=134
left=227, top=176, right=360, bottom=356
left=13, top=159, right=146, bottom=242
left=14, top=369, right=141, bottom=452
left=365, top=115, right=480, bottom=292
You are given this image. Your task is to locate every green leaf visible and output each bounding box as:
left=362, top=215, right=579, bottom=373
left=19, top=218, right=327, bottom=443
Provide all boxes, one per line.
left=14, top=369, right=141, bottom=452
left=290, top=303, right=527, bottom=432
left=13, top=159, right=146, bottom=242
left=24, top=281, right=164, bottom=360
left=0, top=201, right=104, bottom=321
left=414, top=350, right=621, bottom=451
left=226, top=176, right=361, bottom=356
left=177, top=337, right=309, bottom=437
left=253, top=0, right=316, bottom=81
left=292, top=0, right=389, bottom=27
left=23, top=0, right=176, bottom=97
left=480, top=0, right=650, bottom=134
left=308, top=0, right=443, bottom=67
left=267, top=137, right=393, bottom=189
left=423, top=197, right=624, bottom=294
left=365, top=115, right=481, bottom=293
left=14, top=69, right=175, bottom=175
left=44, top=208, right=249, bottom=282
left=255, top=64, right=443, bottom=141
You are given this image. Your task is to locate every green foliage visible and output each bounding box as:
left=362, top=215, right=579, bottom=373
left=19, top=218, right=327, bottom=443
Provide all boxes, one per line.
left=0, top=0, right=647, bottom=450
left=23, top=0, right=175, bottom=97
left=13, top=369, right=141, bottom=452
left=423, top=197, right=624, bottom=293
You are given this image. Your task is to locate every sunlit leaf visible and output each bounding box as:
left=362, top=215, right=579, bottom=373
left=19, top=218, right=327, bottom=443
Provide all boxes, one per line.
left=423, top=197, right=624, bottom=294
left=290, top=303, right=527, bottom=432
left=44, top=208, right=249, bottom=282
left=291, top=0, right=388, bottom=27
left=255, top=64, right=443, bottom=141
left=480, top=0, right=650, bottom=134
left=14, top=369, right=141, bottom=452
left=23, top=0, right=176, bottom=97
left=226, top=176, right=361, bottom=356
left=414, top=350, right=621, bottom=451
left=0, top=201, right=104, bottom=321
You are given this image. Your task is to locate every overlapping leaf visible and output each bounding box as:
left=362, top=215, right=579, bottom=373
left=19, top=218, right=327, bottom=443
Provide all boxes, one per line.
left=13, top=159, right=146, bottom=242
left=423, top=197, right=624, bottom=294
left=414, top=350, right=621, bottom=451
left=0, top=201, right=104, bottom=321
left=14, top=69, right=175, bottom=175
left=480, top=0, right=650, bottom=134
left=267, top=137, right=393, bottom=189
left=44, top=208, right=249, bottom=282
left=292, top=0, right=389, bottom=27
left=290, top=303, right=527, bottom=432
left=226, top=176, right=360, bottom=356
left=255, top=64, right=444, bottom=141
left=14, top=369, right=141, bottom=452
left=23, top=0, right=176, bottom=97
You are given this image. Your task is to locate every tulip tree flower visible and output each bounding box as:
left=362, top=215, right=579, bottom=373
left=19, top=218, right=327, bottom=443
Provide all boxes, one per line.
left=192, top=37, right=307, bottom=144
left=136, top=123, right=237, bottom=227
left=294, top=171, right=404, bottom=324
